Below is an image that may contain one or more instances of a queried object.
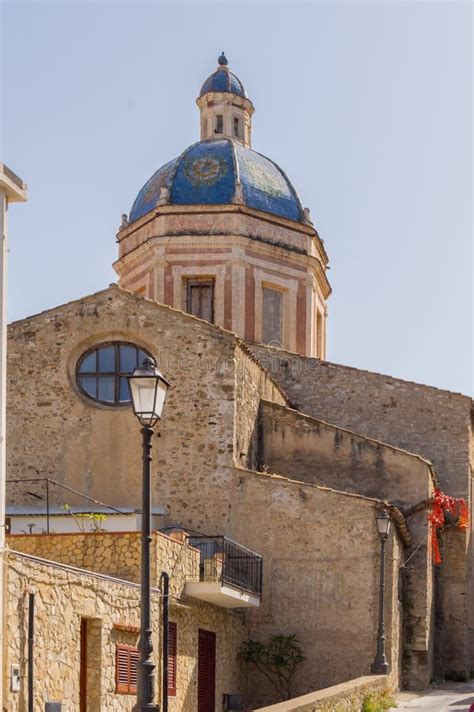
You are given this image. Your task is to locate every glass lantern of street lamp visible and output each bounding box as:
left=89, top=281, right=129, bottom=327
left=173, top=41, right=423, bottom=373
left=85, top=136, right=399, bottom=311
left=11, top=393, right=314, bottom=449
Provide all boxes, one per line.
left=127, top=357, right=171, bottom=427
left=375, top=509, right=391, bottom=540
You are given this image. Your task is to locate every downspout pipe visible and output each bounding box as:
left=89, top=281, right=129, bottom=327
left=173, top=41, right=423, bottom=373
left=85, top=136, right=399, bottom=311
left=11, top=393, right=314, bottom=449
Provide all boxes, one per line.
left=161, top=572, right=169, bottom=712
left=27, top=592, right=34, bottom=712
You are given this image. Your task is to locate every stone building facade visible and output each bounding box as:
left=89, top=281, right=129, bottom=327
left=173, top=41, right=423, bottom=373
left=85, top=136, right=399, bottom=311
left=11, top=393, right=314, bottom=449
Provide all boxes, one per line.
left=4, top=284, right=437, bottom=704
left=3, top=53, right=472, bottom=710
left=5, top=535, right=247, bottom=711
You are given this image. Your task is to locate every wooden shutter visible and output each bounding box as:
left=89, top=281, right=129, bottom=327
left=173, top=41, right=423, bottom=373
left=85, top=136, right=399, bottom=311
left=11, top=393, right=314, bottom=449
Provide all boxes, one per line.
left=129, top=648, right=139, bottom=693
left=186, top=281, right=215, bottom=323
left=198, top=629, right=216, bottom=712
left=262, top=287, right=283, bottom=347
left=116, top=644, right=139, bottom=695
left=168, top=622, right=177, bottom=696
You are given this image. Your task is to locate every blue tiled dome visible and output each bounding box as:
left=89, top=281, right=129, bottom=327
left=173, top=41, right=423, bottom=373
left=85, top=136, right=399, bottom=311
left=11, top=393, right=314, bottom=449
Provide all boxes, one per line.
left=129, top=139, right=305, bottom=224
left=199, top=68, right=247, bottom=98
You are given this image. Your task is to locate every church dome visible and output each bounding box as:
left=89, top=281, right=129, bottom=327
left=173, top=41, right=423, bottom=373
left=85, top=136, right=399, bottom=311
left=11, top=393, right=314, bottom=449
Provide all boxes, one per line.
left=129, top=139, right=305, bottom=224
left=199, top=51, right=247, bottom=98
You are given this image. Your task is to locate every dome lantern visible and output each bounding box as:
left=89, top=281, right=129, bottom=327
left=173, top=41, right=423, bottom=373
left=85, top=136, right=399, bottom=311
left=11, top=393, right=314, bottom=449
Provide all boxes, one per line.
left=196, top=53, right=254, bottom=147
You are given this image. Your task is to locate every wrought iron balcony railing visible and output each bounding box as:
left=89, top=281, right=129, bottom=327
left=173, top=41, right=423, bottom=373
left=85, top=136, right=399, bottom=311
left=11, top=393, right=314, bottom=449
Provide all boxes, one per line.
left=186, top=535, right=263, bottom=598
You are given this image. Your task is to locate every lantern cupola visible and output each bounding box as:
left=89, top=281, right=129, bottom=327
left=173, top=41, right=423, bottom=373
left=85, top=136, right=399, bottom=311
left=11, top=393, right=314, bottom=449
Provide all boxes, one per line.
left=197, top=52, right=254, bottom=147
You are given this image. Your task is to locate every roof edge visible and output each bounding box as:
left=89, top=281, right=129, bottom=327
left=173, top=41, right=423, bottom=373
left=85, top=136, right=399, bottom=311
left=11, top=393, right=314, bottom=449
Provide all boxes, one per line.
left=235, top=465, right=413, bottom=546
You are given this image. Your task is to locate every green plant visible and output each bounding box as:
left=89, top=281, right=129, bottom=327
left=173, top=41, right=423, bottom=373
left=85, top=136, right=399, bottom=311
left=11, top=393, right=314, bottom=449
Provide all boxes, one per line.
left=238, top=634, right=305, bottom=701
left=62, top=504, right=108, bottom=532
left=361, top=689, right=397, bottom=712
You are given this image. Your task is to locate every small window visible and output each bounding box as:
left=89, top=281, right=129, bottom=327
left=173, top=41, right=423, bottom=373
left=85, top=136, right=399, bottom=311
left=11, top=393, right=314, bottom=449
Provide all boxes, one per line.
left=233, top=117, right=240, bottom=138
left=168, top=622, right=177, bottom=696
left=204, top=118, right=209, bottom=137
left=116, top=644, right=139, bottom=694
left=76, top=342, right=152, bottom=406
left=215, top=115, right=223, bottom=134
left=262, top=287, right=283, bottom=347
left=186, top=280, right=215, bottom=323
left=316, top=310, right=324, bottom=358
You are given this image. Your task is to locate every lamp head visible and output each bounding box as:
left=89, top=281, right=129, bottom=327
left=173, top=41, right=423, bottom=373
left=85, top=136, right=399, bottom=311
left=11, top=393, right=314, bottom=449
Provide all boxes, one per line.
left=376, top=509, right=392, bottom=540
left=127, top=358, right=171, bottom=428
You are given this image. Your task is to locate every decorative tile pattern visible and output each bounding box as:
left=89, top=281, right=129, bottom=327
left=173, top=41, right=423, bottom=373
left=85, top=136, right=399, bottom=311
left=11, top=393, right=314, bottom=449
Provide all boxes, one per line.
left=129, top=159, right=177, bottom=223
left=183, top=156, right=228, bottom=186
left=171, top=140, right=235, bottom=206
left=234, top=143, right=303, bottom=222
left=129, top=139, right=304, bottom=224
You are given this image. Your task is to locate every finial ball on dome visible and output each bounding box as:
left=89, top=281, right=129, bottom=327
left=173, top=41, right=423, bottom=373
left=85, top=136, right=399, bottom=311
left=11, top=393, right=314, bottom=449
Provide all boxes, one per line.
left=218, top=51, right=228, bottom=66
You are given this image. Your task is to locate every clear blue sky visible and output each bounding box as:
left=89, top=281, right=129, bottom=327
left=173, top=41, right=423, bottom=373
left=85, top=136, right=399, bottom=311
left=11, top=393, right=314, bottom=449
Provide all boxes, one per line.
left=2, top=1, right=472, bottom=395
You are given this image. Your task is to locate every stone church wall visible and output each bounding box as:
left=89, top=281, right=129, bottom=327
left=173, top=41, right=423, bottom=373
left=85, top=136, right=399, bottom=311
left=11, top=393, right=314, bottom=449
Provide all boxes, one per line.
left=234, top=352, right=288, bottom=470
left=257, top=400, right=435, bottom=507
left=253, top=401, right=435, bottom=690
left=249, top=346, right=472, bottom=500
left=224, top=468, right=403, bottom=706
left=6, top=286, right=286, bottom=533
left=6, top=286, right=238, bottom=516
left=250, top=345, right=472, bottom=680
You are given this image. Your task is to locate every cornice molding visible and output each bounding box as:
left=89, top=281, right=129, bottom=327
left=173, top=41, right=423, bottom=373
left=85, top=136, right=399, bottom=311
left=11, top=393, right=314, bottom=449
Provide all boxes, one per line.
left=117, top=202, right=319, bottom=240
left=114, top=233, right=332, bottom=297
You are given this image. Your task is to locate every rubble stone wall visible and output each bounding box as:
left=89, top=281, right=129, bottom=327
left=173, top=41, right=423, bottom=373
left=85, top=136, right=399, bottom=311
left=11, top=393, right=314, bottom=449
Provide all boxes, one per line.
left=224, top=468, right=404, bottom=706
left=250, top=344, right=472, bottom=679
left=7, top=529, right=200, bottom=598
left=5, top=550, right=247, bottom=711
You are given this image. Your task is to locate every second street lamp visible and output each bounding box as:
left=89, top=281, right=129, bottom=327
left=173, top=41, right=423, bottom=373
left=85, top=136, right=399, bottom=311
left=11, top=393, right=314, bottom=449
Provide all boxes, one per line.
left=371, top=509, right=392, bottom=675
left=128, top=358, right=171, bottom=712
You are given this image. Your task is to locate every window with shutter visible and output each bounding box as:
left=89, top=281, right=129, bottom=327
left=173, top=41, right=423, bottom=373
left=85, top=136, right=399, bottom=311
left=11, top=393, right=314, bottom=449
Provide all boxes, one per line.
left=116, top=644, right=139, bottom=695
left=262, top=287, right=283, bottom=347
left=186, top=280, right=215, bottom=323
left=168, top=622, right=177, bottom=696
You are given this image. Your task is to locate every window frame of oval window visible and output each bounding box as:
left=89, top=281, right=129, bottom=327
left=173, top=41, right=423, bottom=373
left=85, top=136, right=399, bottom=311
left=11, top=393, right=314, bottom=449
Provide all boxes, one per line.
left=76, top=341, right=154, bottom=408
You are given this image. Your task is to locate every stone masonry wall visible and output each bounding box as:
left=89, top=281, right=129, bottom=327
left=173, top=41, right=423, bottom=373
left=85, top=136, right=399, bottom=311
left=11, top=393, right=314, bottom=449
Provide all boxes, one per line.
left=254, top=675, right=390, bottom=712
left=8, top=473, right=404, bottom=706
left=256, top=399, right=434, bottom=689
left=249, top=345, right=472, bottom=500
left=6, top=286, right=285, bottom=535
left=234, top=353, right=287, bottom=471
left=222, top=468, right=403, bottom=706
left=7, top=530, right=200, bottom=598
left=6, top=551, right=157, bottom=712
left=5, top=549, right=247, bottom=711
left=257, top=400, right=435, bottom=508
left=250, top=344, right=472, bottom=679
left=6, top=285, right=240, bottom=517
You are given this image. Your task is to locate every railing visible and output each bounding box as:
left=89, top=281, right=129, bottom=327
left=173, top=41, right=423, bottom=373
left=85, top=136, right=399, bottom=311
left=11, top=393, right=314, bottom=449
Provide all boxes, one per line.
left=186, top=535, right=262, bottom=597
left=5, top=477, right=125, bottom=534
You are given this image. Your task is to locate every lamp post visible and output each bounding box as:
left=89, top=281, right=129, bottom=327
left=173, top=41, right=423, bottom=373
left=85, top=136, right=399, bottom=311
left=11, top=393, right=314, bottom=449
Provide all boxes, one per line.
left=371, top=509, right=392, bottom=675
left=128, top=358, right=171, bottom=712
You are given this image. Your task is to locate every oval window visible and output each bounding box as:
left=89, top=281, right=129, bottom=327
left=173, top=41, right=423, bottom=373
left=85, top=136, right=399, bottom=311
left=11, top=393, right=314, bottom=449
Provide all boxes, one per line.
left=76, top=342, right=152, bottom=405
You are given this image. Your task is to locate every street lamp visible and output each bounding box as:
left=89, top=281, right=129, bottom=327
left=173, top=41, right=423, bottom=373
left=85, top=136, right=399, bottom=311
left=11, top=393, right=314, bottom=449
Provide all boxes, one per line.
left=371, top=509, right=392, bottom=675
left=128, top=358, right=171, bottom=712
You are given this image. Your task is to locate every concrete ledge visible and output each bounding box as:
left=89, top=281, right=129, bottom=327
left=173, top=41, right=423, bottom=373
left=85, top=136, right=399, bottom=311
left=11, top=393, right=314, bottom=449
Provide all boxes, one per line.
left=255, top=675, right=389, bottom=711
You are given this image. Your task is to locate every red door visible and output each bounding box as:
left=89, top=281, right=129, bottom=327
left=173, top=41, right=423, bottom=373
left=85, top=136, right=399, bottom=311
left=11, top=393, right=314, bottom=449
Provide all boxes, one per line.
left=198, top=629, right=216, bottom=712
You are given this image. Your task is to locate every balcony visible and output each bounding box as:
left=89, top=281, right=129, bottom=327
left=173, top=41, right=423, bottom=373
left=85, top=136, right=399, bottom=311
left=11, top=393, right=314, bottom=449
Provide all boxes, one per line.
left=185, top=536, right=262, bottom=608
